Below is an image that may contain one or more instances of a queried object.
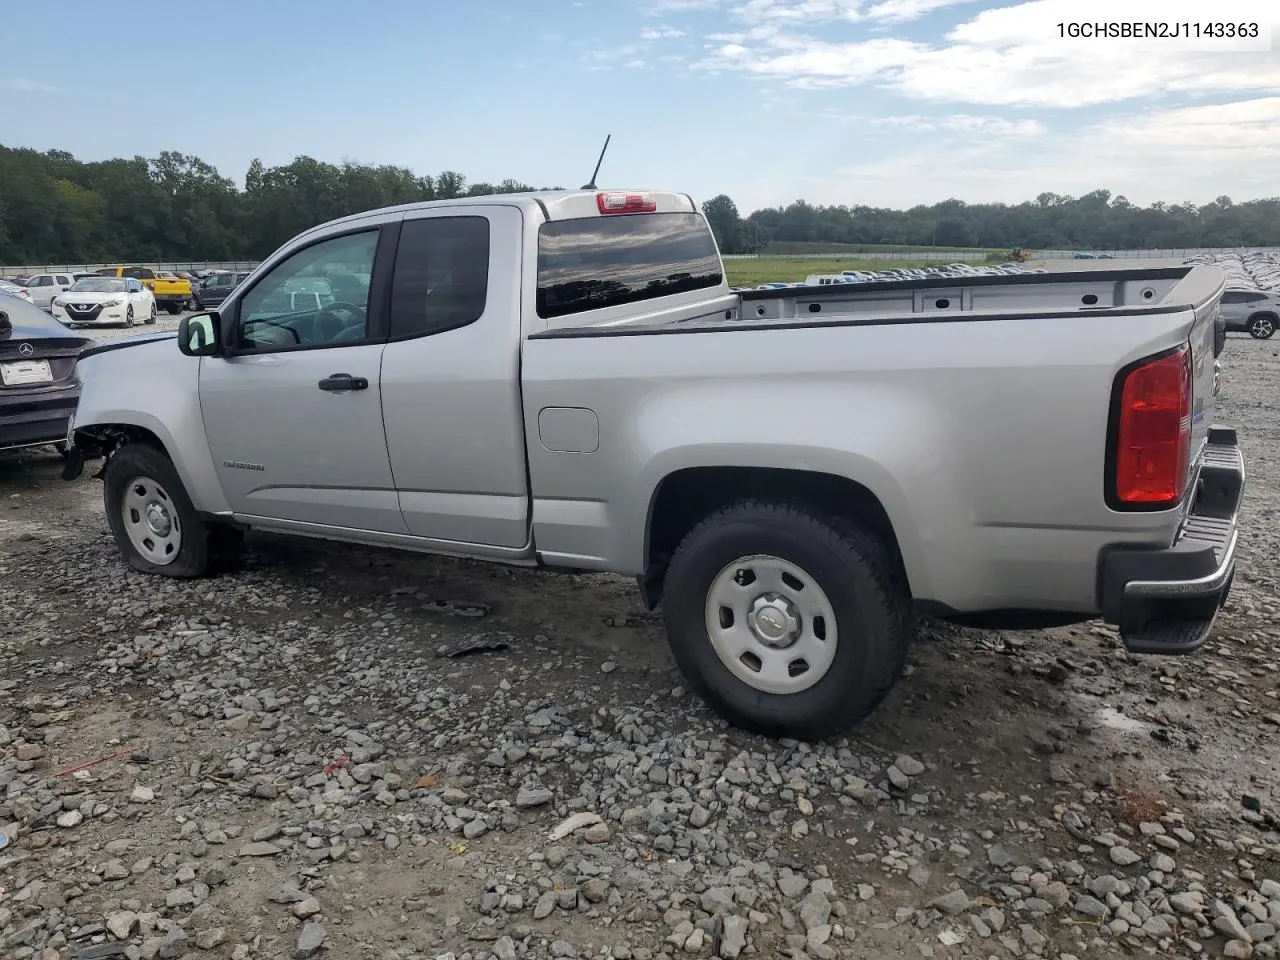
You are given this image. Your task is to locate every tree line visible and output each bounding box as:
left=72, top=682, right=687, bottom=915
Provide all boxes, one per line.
left=700, top=192, right=1280, bottom=255
left=2, top=143, right=1278, bottom=265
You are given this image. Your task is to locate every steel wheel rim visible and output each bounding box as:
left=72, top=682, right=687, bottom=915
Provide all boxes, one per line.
left=121, top=476, right=181, bottom=565
left=1252, top=317, right=1274, bottom=338
left=704, top=554, right=838, bottom=694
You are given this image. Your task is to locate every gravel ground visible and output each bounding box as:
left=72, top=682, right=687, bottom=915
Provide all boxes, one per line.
left=2, top=324, right=1279, bottom=960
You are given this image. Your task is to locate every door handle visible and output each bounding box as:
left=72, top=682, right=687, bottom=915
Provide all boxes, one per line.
left=318, top=373, right=369, bottom=391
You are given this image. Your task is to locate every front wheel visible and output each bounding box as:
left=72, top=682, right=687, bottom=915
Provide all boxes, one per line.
left=125, top=306, right=134, bottom=328
left=102, top=444, right=243, bottom=577
left=661, top=499, right=912, bottom=740
left=1249, top=315, right=1276, bottom=340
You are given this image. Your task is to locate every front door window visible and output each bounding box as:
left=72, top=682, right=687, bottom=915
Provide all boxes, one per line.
left=236, top=231, right=378, bottom=351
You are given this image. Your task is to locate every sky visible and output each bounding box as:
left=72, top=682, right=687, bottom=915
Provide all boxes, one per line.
left=2, top=0, right=1278, bottom=213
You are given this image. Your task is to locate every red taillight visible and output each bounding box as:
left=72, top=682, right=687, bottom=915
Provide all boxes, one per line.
left=1112, top=345, right=1192, bottom=506
left=597, top=191, right=657, bottom=214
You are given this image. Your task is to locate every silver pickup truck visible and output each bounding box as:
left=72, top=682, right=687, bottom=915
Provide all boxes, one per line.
left=63, top=189, right=1244, bottom=740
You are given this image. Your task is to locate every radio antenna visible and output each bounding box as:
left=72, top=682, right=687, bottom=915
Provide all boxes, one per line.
left=581, top=135, right=612, bottom=190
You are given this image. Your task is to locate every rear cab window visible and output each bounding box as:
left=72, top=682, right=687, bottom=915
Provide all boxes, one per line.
left=535, top=212, right=723, bottom=320
left=389, top=216, right=490, bottom=339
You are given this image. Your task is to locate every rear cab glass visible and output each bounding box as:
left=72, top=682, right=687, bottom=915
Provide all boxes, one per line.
left=535, top=212, right=723, bottom=320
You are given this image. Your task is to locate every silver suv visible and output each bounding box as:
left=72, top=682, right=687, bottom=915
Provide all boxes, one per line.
left=1220, top=288, right=1279, bottom=339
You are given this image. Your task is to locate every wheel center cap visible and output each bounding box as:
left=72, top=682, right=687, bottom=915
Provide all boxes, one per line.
left=145, top=503, right=171, bottom=536
left=749, top=593, right=801, bottom=648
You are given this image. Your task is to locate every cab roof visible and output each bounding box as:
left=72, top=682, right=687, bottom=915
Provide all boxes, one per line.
left=299, top=189, right=700, bottom=238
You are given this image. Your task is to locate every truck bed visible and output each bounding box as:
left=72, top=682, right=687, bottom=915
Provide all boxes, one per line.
left=552, top=265, right=1223, bottom=334
left=520, top=263, right=1226, bottom=618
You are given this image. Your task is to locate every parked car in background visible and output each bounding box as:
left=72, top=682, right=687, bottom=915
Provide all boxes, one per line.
left=51, top=277, right=157, bottom=328
left=94, top=266, right=191, bottom=314
left=66, top=189, right=1242, bottom=741
left=24, top=272, right=76, bottom=310
left=0, top=279, right=33, bottom=303
left=0, top=291, right=92, bottom=453
left=1220, top=288, right=1279, bottom=339
left=192, top=271, right=251, bottom=310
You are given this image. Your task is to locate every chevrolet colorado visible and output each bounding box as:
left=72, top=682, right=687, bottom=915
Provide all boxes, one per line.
left=63, top=189, right=1244, bottom=739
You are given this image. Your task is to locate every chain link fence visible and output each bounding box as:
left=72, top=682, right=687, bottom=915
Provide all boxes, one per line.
left=0, top=261, right=261, bottom=276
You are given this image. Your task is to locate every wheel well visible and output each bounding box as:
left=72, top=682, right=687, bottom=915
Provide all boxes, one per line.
left=75, top=423, right=169, bottom=462
left=641, top=466, right=908, bottom=609
left=1249, top=311, right=1278, bottom=322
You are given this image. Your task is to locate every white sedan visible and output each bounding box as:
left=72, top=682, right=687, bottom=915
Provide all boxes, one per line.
left=0, top=279, right=33, bottom=302
left=51, top=277, right=157, bottom=328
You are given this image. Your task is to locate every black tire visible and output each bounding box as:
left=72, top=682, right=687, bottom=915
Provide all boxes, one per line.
left=146, top=303, right=157, bottom=325
left=102, top=443, right=232, bottom=578
left=125, top=306, right=134, bottom=328
left=1249, top=314, right=1276, bottom=340
left=661, top=499, right=912, bottom=740
left=165, top=302, right=182, bottom=315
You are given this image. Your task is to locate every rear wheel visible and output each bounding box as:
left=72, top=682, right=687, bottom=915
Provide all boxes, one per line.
left=165, top=302, right=182, bottom=315
left=1249, top=314, right=1276, bottom=339
left=661, top=499, right=912, bottom=740
left=102, top=444, right=243, bottom=578
left=146, top=303, right=157, bottom=324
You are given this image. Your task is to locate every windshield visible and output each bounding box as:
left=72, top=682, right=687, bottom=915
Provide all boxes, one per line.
left=71, top=278, right=126, bottom=293
left=283, top=278, right=333, bottom=294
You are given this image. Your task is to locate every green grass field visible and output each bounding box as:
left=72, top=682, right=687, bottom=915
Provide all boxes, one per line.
left=724, top=257, right=958, bottom=287
left=761, top=242, right=1002, bottom=256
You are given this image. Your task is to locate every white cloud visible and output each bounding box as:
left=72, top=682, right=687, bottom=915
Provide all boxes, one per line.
left=868, top=112, right=1047, bottom=135
left=640, top=25, right=686, bottom=38
left=865, top=0, right=981, bottom=22
left=642, top=0, right=723, bottom=12
left=690, top=0, right=982, bottom=24
left=1, top=78, right=61, bottom=93
left=733, top=0, right=863, bottom=24
left=583, top=21, right=690, bottom=69
left=635, top=0, right=1280, bottom=206
left=818, top=97, right=1280, bottom=206
left=690, top=0, right=1280, bottom=106
left=642, top=0, right=980, bottom=25
left=706, top=34, right=928, bottom=87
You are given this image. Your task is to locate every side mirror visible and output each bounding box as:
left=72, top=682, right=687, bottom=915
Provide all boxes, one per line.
left=178, top=312, right=222, bottom=357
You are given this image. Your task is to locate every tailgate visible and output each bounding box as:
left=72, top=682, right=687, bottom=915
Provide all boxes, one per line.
left=1186, top=289, right=1223, bottom=494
